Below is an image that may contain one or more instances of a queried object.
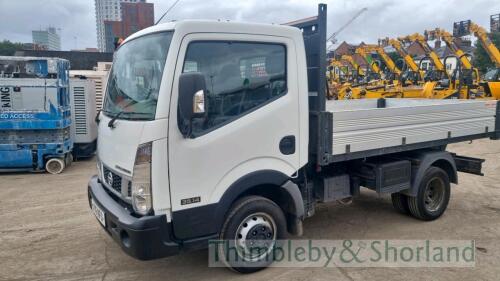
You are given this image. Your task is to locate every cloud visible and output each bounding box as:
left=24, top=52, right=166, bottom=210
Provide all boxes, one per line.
left=1, top=0, right=499, bottom=50
left=0, top=0, right=96, bottom=50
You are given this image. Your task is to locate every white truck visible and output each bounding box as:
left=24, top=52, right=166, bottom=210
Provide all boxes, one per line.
left=88, top=4, right=500, bottom=272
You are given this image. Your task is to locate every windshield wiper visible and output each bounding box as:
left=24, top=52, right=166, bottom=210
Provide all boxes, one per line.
left=107, top=98, right=141, bottom=128
left=108, top=111, right=125, bottom=128
left=108, top=111, right=153, bottom=128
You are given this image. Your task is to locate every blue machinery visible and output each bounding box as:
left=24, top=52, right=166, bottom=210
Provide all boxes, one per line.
left=0, top=56, right=73, bottom=174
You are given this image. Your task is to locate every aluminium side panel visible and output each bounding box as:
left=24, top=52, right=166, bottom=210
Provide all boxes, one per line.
left=328, top=99, right=497, bottom=156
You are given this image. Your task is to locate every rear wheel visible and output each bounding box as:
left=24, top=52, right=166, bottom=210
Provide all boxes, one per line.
left=217, top=196, right=287, bottom=273
left=408, top=167, right=450, bottom=221
left=391, top=192, right=410, bottom=215
left=45, top=158, right=65, bottom=174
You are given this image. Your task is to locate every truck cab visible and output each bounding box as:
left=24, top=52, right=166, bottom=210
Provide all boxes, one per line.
left=90, top=18, right=311, bottom=266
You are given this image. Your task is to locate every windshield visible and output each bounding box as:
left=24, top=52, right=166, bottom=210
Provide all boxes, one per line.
left=484, top=69, right=499, bottom=82
left=103, top=31, right=173, bottom=120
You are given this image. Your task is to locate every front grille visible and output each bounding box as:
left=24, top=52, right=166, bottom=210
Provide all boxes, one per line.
left=102, top=165, right=132, bottom=198
left=103, top=166, right=122, bottom=194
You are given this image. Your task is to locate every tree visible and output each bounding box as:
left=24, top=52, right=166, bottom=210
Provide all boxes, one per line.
left=0, top=40, right=24, bottom=56
left=387, top=51, right=404, bottom=69
left=473, top=32, right=500, bottom=73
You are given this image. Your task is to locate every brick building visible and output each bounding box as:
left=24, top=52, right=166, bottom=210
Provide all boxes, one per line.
left=96, top=0, right=154, bottom=52
left=333, top=41, right=368, bottom=68
left=120, top=2, right=154, bottom=36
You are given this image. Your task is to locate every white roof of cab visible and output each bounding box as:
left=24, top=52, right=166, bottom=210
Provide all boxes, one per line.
left=0, top=56, right=69, bottom=62
left=123, top=20, right=302, bottom=44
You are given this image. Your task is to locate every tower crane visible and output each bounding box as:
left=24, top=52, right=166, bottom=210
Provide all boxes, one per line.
left=328, top=8, right=368, bottom=45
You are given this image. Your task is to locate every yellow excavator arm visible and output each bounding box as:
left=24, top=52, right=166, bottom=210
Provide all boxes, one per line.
left=355, top=47, right=382, bottom=75
left=399, top=33, right=447, bottom=73
left=469, top=23, right=500, bottom=68
left=327, top=59, right=350, bottom=86
left=329, top=59, right=348, bottom=73
left=340, top=54, right=365, bottom=76
left=388, top=38, right=422, bottom=76
left=426, top=28, right=473, bottom=70
left=360, top=44, right=402, bottom=76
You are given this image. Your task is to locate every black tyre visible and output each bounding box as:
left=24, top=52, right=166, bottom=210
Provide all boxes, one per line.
left=217, top=196, right=287, bottom=273
left=391, top=192, right=410, bottom=215
left=408, top=167, right=450, bottom=221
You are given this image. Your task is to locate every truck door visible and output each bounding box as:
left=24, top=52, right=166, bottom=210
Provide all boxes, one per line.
left=168, top=33, right=301, bottom=239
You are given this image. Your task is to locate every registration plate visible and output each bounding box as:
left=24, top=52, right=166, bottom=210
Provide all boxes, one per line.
left=91, top=198, right=106, bottom=227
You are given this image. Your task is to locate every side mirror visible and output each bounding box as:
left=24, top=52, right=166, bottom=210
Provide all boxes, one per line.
left=178, top=72, right=207, bottom=137
left=179, top=72, right=207, bottom=119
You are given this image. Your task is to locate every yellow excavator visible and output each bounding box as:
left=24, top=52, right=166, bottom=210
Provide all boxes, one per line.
left=379, top=38, right=430, bottom=98
left=340, top=54, right=366, bottom=80
left=335, top=46, right=404, bottom=99
left=426, top=28, right=483, bottom=99
left=327, top=59, right=349, bottom=84
left=354, top=46, right=384, bottom=81
left=360, top=43, right=437, bottom=98
left=454, top=20, right=500, bottom=99
left=398, top=33, right=448, bottom=81
left=398, top=33, right=473, bottom=99
left=327, top=59, right=350, bottom=99
left=361, top=44, right=402, bottom=82
left=382, top=37, right=425, bottom=85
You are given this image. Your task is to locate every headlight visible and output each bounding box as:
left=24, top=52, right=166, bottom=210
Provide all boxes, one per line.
left=131, top=142, right=152, bottom=215
left=96, top=157, right=102, bottom=181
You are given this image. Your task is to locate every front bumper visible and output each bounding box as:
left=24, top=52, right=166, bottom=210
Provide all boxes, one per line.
left=88, top=175, right=180, bottom=260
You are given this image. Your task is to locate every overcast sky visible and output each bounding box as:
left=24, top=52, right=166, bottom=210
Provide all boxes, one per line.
left=1, top=0, right=499, bottom=50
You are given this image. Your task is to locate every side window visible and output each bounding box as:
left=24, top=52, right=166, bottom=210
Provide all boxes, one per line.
left=181, top=41, right=287, bottom=135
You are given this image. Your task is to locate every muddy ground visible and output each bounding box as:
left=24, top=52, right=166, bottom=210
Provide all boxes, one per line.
left=1, top=139, right=499, bottom=281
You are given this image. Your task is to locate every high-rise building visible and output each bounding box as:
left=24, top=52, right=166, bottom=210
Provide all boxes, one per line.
left=95, top=0, right=154, bottom=52
left=492, top=14, right=500, bottom=33
left=32, top=27, right=61, bottom=51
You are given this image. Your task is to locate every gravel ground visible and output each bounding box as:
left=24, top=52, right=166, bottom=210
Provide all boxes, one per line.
left=0, top=139, right=499, bottom=281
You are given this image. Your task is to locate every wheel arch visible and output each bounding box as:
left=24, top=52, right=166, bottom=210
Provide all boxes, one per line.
left=431, top=159, right=458, bottom=184
left=402, top=150, right=457, bottom=197
left=171, top=170, right=304, bottom=240
left=215, top=170, right=304, bottom=236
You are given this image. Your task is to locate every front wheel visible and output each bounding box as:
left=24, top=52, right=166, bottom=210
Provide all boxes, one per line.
left=408, top=167, right=450, bottom=221
left=217, top=196, right=287, bottom=273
